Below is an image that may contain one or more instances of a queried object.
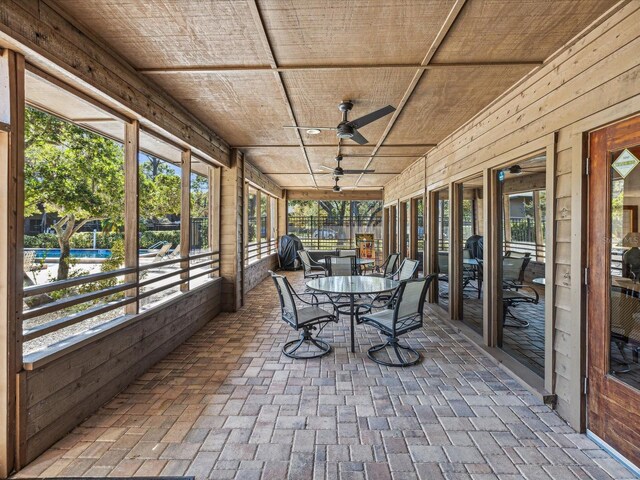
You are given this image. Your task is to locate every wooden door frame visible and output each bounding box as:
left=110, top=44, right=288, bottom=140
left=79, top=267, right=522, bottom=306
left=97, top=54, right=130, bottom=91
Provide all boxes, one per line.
left=587, top=116, right=640, bottom=468
left=0, top=48, right=25, bottom=477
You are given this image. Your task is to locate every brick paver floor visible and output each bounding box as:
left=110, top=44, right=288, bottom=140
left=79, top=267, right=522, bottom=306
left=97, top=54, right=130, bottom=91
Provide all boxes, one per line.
left=14, top=271, right=636, bottom=479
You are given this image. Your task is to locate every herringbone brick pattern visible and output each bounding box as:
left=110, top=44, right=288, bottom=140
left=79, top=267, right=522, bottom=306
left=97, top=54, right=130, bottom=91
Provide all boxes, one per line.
left=14, top=272, right=635, bottom=479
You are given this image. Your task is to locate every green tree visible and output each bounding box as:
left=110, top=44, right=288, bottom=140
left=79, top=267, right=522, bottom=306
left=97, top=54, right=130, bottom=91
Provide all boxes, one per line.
left=25, top=108, right=125, bottom=280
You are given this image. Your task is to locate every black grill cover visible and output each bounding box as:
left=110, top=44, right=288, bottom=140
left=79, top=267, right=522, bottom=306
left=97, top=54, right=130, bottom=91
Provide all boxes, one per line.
left=465, top=235, right=484, bottom=260
left=278, top=234, right=303, bottom=270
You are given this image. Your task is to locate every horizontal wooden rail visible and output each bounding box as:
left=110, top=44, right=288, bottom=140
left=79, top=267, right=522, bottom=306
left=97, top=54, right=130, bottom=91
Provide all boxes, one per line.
left=20, top=249, right=221, bottom=345
left=138, top=267, right=188, bottom=288
left=189, top=267, right=220, bottom=281
left=21, top=282, right=135, bottom=321
left=138, top=278, right=186, bottom=300
left=23, top=267, right=135, bottom=298
left=23, top=296, right=136, bottom=341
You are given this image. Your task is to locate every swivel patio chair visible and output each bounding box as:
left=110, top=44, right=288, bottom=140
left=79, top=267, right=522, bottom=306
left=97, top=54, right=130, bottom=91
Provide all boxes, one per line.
left=368, top=258, right=419, bottom=306
left=370, top=252, right=400, bottom=278
left=502, top=255, right=538, bottom=328
left=270, top=271, right=338, bottom=359
left=357, top=275, right=436, bottom=367
left=298, top=249, right=326, bottom=279
left=325, top=255, right=357, bottom=276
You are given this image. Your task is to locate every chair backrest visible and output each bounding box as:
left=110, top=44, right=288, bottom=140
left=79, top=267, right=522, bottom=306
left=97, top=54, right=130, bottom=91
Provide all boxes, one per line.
left=326, top=255, right=356, bottom=276
left=465, top=235, right=483, bottom=259
left=338, top=249, right=358, bottom=257
left=269, top=271, right=299, bottom=327
left=398, top=259, right=419, bottom=281
left=502, top=256, right=530, bottom=283
left=437, top=251, right=448, bottom=275
left=462, top=248, right=471, bottom=259
left=383, top=253, right=400, bottom=276
left=297, top=250, right=313, bottom=273
left=24, top=250, right=36, bottom=271
left=154, top=243, right=173, bottom=260
left=393, top=275, right=436, bottom=331
left=505, top=250, right=530, bottom=259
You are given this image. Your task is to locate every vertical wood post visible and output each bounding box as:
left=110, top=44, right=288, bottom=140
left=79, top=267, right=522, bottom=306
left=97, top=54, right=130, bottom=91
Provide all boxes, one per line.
left=503, top=194, right=512, bottom=247
left=382, top=207, right=389, bottom=260
left=398, top=202, right=407, bottom=261
left=486, top=169, right=502, bottom=347
left=278, top=190, right=287, bottom=239
left=410, top=198, right=418, bottom=260
left=450, top=183, right=463, bottom=320
left=256, top=190, right=262, bottom=259
left=389, top=205, right=397, bottom=253
left=0, top=48, right=24, bottom=477
left=180, top=150, right=191, bottom=292
left=533, top=190, right=544, bottom=261
left=265, top=194, right=272, bottom=254
left=124, top=121, right=139, bottom=314
left=210, top=166, right=220, bottom=277
left=220, top=150, right=244, bottom=311
left=426, top=190, right=438, bottom=303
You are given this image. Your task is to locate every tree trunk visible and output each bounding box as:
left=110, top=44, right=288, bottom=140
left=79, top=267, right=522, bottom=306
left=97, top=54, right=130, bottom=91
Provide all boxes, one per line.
left=57, top=237, right=71, bottom=281
left=53, top=214, right=75, bottom=281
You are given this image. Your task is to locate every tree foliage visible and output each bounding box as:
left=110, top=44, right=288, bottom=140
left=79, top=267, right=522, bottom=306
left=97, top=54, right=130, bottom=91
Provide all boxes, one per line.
left=25, top=107, right=185, bottom=281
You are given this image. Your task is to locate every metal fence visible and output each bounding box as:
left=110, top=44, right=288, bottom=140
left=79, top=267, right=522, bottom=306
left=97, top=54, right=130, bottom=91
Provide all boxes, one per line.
left=287, top=214, right=382, bottom=254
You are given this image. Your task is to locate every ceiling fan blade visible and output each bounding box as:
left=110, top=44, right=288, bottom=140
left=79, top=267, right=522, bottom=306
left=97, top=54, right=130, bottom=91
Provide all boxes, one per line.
left=350, top=130, right=369, bottom=145
left=342, top=169, right=375, bottom=174
left=347, top=105, right=396, bottom=129
left=283, top=126, right=336, bottom=130
left=318, top=165, right=334, bottom=170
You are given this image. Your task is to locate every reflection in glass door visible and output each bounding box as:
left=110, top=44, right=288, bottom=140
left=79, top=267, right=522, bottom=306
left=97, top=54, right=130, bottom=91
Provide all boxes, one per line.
left=434, top=189, right=450, bottom=308
left=460, top=177, right=483, bottom=335
left=496, top=155, right=547, bottom=378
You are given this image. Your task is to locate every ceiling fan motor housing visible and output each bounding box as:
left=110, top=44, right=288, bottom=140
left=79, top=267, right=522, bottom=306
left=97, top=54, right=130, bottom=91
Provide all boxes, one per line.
left=336, top=122, right=354, bottom=139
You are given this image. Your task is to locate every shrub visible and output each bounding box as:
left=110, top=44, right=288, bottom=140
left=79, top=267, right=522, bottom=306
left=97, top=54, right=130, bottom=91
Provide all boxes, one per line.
left=24, top=234, right=58, bottom=248
left=140, top=231, right=180, bottom=248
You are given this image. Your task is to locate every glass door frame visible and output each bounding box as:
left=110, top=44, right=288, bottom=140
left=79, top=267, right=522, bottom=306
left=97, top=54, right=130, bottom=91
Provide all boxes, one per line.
left=488, top=142, right=556, bottom=391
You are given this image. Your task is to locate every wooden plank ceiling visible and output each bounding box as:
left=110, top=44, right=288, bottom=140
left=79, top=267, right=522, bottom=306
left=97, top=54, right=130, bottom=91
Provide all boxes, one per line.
left=54, top=0, right=617, bottom=190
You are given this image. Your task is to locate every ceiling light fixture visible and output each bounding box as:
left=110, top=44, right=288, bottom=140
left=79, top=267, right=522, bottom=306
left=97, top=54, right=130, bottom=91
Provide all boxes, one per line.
left=306, top=128, right=321, bottom=135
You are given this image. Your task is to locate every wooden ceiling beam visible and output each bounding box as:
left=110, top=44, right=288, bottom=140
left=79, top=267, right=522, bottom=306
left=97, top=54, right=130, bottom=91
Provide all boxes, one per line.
left=247, top=0, right=317, bottom=188
left=234, top=144, right=437, bottom=148
left=138, top=61, right=543, bottom=75
left=355, top=0, right=468, bottom=187
left=287, top=189, right=383, bottom=201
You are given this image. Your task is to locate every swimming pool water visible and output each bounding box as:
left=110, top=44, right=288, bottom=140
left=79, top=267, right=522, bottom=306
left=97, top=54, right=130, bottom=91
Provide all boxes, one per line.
left=29, top=248, right=151, bottom=259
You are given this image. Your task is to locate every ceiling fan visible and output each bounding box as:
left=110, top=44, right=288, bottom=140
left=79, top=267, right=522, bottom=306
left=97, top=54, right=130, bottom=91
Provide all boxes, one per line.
left=505, top=164, right=541, bottom=175
left=284, top=100, right=396, bottom=145
left=317, top=155, right=374, bottom=177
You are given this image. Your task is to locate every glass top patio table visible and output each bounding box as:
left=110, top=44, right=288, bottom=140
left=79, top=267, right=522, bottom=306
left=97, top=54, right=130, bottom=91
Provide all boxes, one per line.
left=306, top=275, right=399, bottom=353
left=318, top=257, right=376, bottom=266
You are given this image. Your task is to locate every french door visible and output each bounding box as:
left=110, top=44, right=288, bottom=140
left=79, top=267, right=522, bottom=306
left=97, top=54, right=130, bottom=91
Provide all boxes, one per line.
left=588, top=115, right=640, bottom=468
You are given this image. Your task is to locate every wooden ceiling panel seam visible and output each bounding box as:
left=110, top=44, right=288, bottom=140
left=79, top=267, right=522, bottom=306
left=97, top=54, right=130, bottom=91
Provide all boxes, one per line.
left=247, top=0, right=317, bottom=188
left=137, top=61, right=544, bottom=75
left=355, top=0, right=468, bottom=187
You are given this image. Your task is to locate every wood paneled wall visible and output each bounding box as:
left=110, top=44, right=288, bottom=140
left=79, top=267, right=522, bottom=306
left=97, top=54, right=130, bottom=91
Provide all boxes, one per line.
left=382, top=1, right=640, bottom=429
left=245, top=161, right=283, bottom=198
left=20, top=279, right=222, bottom=466
left=220, top=150, right=245, bottom=311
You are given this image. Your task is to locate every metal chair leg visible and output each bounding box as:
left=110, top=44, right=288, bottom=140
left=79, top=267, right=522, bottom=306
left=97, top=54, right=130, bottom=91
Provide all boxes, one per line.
left=503, top=304, right=530, bottom=328
left=282, top=326, right=331, bottom=359
left=367, top=336, right=421, bottom=367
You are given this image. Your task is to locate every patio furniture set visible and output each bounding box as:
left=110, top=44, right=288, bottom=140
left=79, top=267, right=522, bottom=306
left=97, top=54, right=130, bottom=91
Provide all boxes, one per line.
left=271, top=250, right=436, bottom=367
